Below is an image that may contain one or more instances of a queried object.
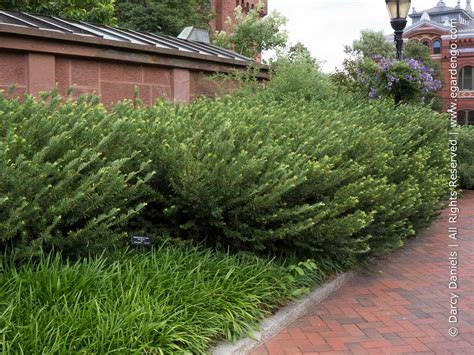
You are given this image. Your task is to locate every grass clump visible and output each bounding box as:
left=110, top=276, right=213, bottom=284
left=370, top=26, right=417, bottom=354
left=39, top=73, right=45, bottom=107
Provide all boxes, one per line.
left=0, top=242, right=345, bottom=354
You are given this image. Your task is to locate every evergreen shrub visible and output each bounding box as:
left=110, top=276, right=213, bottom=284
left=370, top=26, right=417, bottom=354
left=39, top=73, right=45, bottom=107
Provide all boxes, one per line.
left=0, top=89, right=448, bottom=261
left=0, top=92, right=154, bottom=256
left=141, top=94, right=448, bottom=260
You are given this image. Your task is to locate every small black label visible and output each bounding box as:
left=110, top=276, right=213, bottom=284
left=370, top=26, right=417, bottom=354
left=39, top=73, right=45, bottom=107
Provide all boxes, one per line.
left=131, top=235, right=152, bottom=246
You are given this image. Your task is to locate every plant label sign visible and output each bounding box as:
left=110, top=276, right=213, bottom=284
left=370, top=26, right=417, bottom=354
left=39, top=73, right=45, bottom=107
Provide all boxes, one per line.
left=131, top=235, right=152, bottom=247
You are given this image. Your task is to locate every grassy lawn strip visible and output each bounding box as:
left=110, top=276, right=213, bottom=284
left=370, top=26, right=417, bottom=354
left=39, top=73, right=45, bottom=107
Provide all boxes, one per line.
left=0, top=241, right=344, bottom=354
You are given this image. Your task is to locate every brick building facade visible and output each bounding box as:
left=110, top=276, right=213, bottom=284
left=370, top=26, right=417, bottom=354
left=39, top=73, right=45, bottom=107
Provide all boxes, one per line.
left=0, top=10, right=266, bottom=106
left=403, top=0, right=474, bottom=125
left=210, top=0, right=268, bottom=33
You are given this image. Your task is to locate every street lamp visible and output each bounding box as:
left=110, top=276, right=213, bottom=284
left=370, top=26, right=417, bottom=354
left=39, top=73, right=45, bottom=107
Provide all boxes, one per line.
left=385, top=0, right=411, bottom=60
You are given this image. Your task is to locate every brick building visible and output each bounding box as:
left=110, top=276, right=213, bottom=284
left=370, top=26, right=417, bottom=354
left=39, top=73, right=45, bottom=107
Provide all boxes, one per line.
left=0, top=10, right=267, bottom=105
left=210, top=0, right=268, bottom=33
left=403, top=0, right=474, bottom=125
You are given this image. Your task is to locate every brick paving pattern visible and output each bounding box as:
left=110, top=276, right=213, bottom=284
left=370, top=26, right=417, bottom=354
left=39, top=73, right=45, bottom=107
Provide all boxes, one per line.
left=251, top=191, right=474, bottom=354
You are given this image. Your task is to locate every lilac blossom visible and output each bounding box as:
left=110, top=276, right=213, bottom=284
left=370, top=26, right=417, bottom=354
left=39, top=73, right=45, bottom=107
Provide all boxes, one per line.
left=369, top=88, right=379, bottom=99
left=355, top=57, right=442, bottom=102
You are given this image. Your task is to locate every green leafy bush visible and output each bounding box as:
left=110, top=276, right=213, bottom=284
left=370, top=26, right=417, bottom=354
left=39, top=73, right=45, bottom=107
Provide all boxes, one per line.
left=0, top=92, right=154, bottom=257
left=1, top=86, right=448, bottom=262
left=457, top=126, right=474, bottom=189
left=264, top=45, right=336, bottom=102
left=0, top=243, right=345, bottom=354
left=218, top=43, right=336, bottom=102
left=138, top=94, right=448, bottom=260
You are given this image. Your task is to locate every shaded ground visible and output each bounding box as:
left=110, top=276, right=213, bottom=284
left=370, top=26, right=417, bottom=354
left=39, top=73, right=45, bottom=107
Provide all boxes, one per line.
left=251, top=191, right=474, bottom=354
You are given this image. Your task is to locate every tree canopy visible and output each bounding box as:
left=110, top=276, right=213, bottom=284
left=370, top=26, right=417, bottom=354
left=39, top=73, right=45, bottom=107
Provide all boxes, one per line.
left=115, top=0, right=213, bottom=36
left=0, top=0, right=213, bottom=35
left=0, top=0, right=117, bottom=25
left=333, top=30, right=443, bottom=110
left=214, top=3, right=288, bottom=59
left=344, top=30, right=395, bottom=59
left=1, top=0, right=287, bottom=60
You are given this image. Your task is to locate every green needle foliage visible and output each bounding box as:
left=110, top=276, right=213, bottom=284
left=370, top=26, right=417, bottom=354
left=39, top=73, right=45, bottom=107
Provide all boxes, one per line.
left=0, top=85, right=448, bottom=261
left=0, top=243, right=344, bottom=354
left=139, top=94, right=448, bottom=260
left=0, top=92, right=154, bottom=257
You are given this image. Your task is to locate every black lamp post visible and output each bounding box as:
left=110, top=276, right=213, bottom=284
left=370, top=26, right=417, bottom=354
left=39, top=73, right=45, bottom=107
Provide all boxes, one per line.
left=385, top=0, right=411, bottom=60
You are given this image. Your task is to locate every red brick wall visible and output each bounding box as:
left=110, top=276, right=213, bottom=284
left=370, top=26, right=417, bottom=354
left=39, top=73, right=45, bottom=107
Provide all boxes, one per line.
left=438, top=39, right=474, bottom=112
left=407, top=26, right=474, bottom=111
left=0, top=52, right=27, bottom=98
left=406, top=30, right=474, bottom=113
left=190, top=71, right=241, bottom=100
left=55, top=58, right=173, bottom=106
left=0, top=50, right=231, bottom=105
left=190, top=71, right=218, bottom=100
left=443, top=40, right=474, bottom=112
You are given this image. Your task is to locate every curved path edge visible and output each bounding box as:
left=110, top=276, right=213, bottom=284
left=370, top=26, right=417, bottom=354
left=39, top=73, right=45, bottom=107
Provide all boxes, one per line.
left=211, top=271, right=355, bottom=355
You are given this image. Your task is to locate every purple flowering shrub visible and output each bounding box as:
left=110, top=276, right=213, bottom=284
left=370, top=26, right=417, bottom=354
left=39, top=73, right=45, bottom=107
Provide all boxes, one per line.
left=354, top=58, right=442, bottom=103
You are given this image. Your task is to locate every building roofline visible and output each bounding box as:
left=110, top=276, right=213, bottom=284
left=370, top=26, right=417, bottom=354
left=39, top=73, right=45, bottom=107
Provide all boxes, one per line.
left=403, top=19, right=449, bottom=36
left=0, top=10, right=268, bottom=71
left=0, top=27, right=269, bottom=80
left=410, top=5, right=474, bottom=20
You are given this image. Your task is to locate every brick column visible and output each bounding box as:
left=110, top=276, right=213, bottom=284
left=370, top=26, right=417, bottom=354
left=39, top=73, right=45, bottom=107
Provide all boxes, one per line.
left=172, top=68, right=191, bottom=103
left=27, top=53, right=56, bottom=97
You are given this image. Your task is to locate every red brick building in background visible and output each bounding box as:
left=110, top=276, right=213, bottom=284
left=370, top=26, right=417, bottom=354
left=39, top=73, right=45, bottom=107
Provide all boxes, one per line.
left=0, top=9, right=267, bottom=105
left=403, top=0, right=474, bottom=125
left=210, top=0, right=268, bottom=33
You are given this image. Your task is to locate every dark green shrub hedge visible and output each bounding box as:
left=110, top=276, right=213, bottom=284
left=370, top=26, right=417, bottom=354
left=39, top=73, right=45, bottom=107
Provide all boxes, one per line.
left=139, top=94, right=448, bottom=260
left=457, top=126, right=474, bottom=189
left=0, top=90, right=448, bottom=261
left=0, top=93, right=154, bottom=256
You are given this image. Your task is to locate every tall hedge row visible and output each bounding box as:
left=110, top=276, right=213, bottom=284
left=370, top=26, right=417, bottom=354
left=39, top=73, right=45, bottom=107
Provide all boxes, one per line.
left=140, top=94, right=448, bottom=259
left=0, top=90, right=448, bottom=261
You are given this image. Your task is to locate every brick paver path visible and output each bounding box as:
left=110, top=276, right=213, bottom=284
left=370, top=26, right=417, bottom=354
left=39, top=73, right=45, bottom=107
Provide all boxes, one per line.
left=251, top=191, right=474, bottom=354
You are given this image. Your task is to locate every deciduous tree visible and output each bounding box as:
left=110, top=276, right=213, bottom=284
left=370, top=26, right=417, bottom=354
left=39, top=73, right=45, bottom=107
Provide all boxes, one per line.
left=115, top=0, right=213, bottom=36
left=0, top=0, right=117, bottom=25
left=344, top=30, right=395, bottom=59
left=214, top=2, right=288, bottom=59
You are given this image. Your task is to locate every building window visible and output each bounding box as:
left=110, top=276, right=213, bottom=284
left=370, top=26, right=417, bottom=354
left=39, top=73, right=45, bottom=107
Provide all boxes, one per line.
left=422, top=40, right=430, bottom=47
left=236, top=0, right=240, bottom=6
left=457, top=110, right=474, bottom=125
left=460, top=66, right=474, bottom=91
left=433, top=40, right=441, bottom=54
